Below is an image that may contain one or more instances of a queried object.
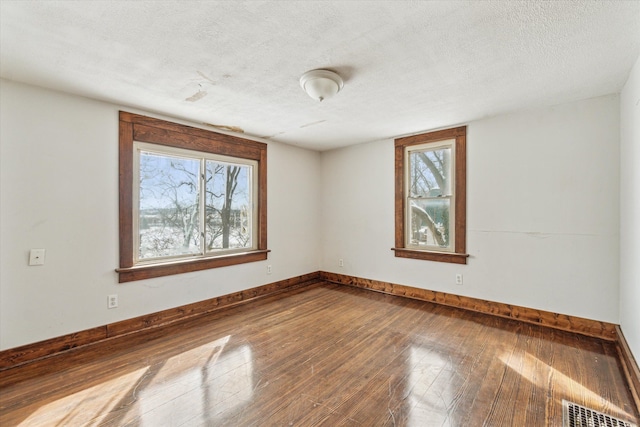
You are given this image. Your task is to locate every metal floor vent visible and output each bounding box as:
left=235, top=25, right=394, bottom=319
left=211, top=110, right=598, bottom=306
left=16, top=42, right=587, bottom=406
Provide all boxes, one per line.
left=563, top=400, right=637, bottom=427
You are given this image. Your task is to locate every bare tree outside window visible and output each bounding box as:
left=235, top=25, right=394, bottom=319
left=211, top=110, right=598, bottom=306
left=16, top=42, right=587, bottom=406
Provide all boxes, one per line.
left=118, top=112, right=267, bottom=283
left=393, top=125, right=467, bottom=265
left=138, top=151, right=252, bottom=261
left=139, top=153, right=200, bottom=259
left=408, top=147, right=452, bottom=249
left=205, top=162, right=251, bottom=251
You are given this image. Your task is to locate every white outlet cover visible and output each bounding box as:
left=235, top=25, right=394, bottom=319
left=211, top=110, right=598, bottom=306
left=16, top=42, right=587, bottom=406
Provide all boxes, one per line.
left=29, top=249, right=46, bottom=266
left=108, top=294, right=118, bottom=309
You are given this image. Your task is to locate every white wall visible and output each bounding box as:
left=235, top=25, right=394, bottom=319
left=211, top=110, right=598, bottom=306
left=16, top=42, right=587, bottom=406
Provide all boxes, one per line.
left=0, top=79, right=321, bottom=350
left=620, top=56, right=640, bottom=358
left=321, top=94, right=620, bottom=323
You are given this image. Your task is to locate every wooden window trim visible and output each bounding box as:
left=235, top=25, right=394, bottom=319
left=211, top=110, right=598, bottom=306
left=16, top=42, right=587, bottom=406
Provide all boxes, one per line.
left=117, top=111, right=268, bottom=283
left=393, top=126, right=468, bottom=264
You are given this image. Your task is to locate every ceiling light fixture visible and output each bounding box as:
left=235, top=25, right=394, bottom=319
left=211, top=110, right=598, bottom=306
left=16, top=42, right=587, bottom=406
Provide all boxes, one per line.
left=299, top=69, right=343, bottom=102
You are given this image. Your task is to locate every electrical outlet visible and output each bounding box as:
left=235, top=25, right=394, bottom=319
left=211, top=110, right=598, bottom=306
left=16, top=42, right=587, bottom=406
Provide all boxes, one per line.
left=267, top=264, right=272, bottom=274
left=456, top=274, right=463, bottom=285
left=339, top=258, right=344, bottom=267
left=108, top=294, right=118, bottom=309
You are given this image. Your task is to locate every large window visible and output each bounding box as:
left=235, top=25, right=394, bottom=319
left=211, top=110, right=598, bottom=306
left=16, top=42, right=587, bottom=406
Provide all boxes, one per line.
left=393, top=126, right=468, bottom=264
left=118, top=112, right=268, bottom=283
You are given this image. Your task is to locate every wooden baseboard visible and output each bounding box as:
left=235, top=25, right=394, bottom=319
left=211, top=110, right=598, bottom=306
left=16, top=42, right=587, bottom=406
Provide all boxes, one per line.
left=320, top=271, right=618, bottom=342
left=0, top=327, right=108, bottom=372
left=616, top=326, right=640, bottom=411
left=0, top=271, right=626, bottom=373
left=0, top=272, right=321, bottom=371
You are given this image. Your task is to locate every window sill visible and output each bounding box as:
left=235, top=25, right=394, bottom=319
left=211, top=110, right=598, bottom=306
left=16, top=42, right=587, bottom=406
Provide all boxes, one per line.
left=391, top=248, right=469, bottom=264
left=117, top=249, right=270, bottom=283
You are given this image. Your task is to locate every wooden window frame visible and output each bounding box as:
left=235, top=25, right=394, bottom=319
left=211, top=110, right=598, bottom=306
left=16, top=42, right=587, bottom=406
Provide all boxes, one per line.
left=393, top=126, right=468, bottom=264
left=117, top=112, right=268, bottom=283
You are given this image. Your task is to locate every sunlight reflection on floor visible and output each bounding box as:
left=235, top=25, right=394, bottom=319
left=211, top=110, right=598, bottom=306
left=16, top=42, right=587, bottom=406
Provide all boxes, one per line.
left=18, top=366, right=150, bottom=426
left=407, top=346, right=452, bottom=427
left=500, top=351, right=634, bottom=421
left=137, top=336, right=254, bottom=425
left=16, top=335, right=255, bottom=426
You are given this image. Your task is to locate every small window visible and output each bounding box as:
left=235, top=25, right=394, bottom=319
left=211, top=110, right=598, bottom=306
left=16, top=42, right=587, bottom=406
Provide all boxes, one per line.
left=118, top=112, right=268, bottom=282
left=393, top=126, right=468, bottom=264
left=406, top=140, right=455, bottom=251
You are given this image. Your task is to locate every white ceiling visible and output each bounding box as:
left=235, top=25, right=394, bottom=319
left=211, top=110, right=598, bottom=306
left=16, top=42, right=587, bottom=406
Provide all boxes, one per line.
left=1, top=1, right=639, bottom=151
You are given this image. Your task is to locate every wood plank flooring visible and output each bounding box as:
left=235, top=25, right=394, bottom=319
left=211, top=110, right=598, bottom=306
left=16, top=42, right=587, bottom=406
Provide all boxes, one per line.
left=0, top=282, right=637, bottom=426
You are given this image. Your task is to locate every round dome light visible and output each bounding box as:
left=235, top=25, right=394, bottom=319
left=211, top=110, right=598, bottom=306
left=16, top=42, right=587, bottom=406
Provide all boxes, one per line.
left=300, top=69, right=344, bottom=102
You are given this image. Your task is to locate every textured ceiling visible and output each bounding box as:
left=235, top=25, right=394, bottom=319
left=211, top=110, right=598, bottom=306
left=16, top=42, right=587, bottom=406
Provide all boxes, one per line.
left=1, top=1, right=639, bottom=151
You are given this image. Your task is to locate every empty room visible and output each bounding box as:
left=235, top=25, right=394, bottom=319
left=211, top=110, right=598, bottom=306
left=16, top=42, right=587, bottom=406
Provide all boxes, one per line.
left=1, top=1, right=639, bottom=426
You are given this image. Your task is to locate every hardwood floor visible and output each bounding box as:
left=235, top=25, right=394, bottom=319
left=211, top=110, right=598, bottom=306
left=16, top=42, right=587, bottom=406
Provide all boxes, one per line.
left=0, top=282, right=637, bottom=426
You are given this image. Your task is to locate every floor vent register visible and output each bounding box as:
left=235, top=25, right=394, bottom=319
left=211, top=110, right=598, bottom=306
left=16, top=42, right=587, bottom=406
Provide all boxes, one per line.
left=563, top=400, right=637, bottom=427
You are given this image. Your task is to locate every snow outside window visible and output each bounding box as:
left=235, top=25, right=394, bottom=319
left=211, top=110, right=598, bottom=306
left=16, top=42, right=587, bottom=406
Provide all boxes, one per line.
left=405, top=140, right=455, bottom=252
left=134, top=143, right=257, bottom=264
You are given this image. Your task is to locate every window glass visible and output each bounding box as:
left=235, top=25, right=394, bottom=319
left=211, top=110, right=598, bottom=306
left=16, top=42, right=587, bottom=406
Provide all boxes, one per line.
left=406, top=142, right=454, bottom=251
left=408, top=198, right=451, bottom=249
left=205, top=161, right=253, bottom=252
left=139, top=152, right=201, bottom=260
left=408, top=147, right=452, bottom=197
left=134, top=144, right=257, bottom=265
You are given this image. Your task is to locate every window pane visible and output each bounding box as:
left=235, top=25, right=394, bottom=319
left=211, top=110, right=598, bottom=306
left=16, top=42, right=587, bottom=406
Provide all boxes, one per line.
left=408, top=198, right=451, bottom=249
left=409, top=147, right=452, bottom=197
left=138, top=152, right=201, bottom=259
left=205, top=161, right=252, bottom=251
